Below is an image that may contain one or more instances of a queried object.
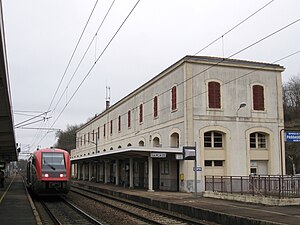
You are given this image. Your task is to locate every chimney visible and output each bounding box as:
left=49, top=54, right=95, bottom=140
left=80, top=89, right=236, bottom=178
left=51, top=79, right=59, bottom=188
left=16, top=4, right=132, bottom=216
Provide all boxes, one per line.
left=106, top=86, right=110, bottom=109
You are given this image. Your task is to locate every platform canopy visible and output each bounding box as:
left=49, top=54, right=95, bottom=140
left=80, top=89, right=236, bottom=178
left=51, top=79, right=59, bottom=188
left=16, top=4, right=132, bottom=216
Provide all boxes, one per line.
left=0, top=2, right=18, bottom=162
left=71, top=147, right=183, bottom=162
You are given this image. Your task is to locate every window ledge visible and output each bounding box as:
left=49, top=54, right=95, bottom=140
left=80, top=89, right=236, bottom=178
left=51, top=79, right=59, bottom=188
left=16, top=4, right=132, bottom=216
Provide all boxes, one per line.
left=251, top=109, right=267, bottom=113
left=206, top=108, right=223, bottom=112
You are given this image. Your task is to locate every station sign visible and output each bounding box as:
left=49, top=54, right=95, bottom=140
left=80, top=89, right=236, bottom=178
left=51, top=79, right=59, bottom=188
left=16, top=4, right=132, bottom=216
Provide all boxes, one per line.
left=285, top=131, right=300, bottom=142
left=183, top=146, right=196, bottom=160
left=150, top=153, right=167, bottom=158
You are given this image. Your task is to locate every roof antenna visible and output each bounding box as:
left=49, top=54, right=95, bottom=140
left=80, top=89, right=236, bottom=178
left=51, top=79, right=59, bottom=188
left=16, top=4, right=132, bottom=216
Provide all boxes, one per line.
left=106, top=85, right=110, bottom=110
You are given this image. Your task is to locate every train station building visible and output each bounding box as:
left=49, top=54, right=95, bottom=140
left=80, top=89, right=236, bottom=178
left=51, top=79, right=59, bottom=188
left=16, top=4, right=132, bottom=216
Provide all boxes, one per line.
left=70, top=55, right=285, bottom=192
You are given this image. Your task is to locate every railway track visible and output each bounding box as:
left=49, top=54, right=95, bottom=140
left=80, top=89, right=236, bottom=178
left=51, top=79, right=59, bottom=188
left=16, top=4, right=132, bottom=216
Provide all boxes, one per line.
left=70, top=185, right=212, bottom=225
left=34, top=196, right=103, bottom=225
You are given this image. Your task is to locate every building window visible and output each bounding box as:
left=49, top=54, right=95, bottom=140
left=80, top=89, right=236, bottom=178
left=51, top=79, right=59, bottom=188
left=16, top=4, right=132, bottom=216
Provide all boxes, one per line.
left=161, top=160, right=169, bottom=175
left=250, top=132, right=267, bottom=149
left=170, top=132, right=179, bottom=148
left=139, top=140, right=145, bottom=146
left=98, top=127, right=100, bottom=139
left=128, top=110, right=131, bottom=128
left=208, top=81, right=221, bottom=109
left=84, top=134, right=86, bottom=145
left=153, top=137, right=160, bottom=147
left=171, top=86, right=177, bottom=111
left=253, top=85, right=264, bottom=111
left=214, top=160, right=223, bottom=166
left=204, top=131, right=223, bottom=148
left=205, top=160, right=224, bottom=167
left=139, top=104, right=143, bottom=123
left=205, top=160, right=212, bottom=166
left=118, top=115, right=121, bottom=132
left=103, top=124, right=106, bottom=137
left=92, top=130, right=94, bottom=141
left=153, top=96, right=158, bottom=118
left=110, top=120, right=113, bottom=135
left=88, top=132, right=90, bottom=143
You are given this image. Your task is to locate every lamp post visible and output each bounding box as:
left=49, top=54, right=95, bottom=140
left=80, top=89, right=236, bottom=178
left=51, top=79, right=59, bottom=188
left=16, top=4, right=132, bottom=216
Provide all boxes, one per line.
left=236, top=102, right=246, bottom=121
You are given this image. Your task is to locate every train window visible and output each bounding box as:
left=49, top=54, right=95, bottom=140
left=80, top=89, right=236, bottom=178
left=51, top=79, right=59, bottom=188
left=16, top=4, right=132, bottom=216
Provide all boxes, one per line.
left=42, top=153, right=65, bottom=170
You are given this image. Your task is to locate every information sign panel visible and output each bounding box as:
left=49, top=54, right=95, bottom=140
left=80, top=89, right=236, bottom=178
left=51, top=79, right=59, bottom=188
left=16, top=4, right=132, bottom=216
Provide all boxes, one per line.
left=285, top=132, right=300, bottom=142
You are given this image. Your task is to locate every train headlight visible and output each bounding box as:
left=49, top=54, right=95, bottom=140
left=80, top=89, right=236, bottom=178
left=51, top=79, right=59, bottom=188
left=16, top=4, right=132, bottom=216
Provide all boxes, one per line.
left=59, top=173, right=66, bottom=178
left=42, top=173, right=49, bottom=178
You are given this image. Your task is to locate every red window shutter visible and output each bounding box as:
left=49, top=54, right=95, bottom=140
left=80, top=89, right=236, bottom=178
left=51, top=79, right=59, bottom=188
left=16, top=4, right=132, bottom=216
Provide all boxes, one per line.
left=139, top=104, right=143, bottom=123
left=128, top=110, right=131, bottom=128
left=103, top=124, right=106, bottom=137
left=253, top=85, right=264, bottom=110
left=208, top=82, right=221, bottom=108
left=110, top=120, right=113, bottom=134
left=154, top=96, right=158, bottom=117
left=171, top=86, right=177, bottom=110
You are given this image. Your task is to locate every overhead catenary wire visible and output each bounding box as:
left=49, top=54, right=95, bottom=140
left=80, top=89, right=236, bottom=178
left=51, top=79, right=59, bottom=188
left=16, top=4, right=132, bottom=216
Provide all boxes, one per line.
left=28, top=0, right=99, bottom=151
left=14, top=111, right=50, bottom=127
left=70, top=14, right=300, bottom=149
left=86, top=17, right=300, bottom=138
left=49, top=0, right=275, bottom=124
left=33, top=0, right=271, bottom=149
left=51, top=0, right=116, bottom=115
left=193, top=0, right=274, bottom=56
left=35, top=2, right=298, bottom=149
left=36, top=0, right=141, bottom=147
left=47, top=0, right=99, bottom=112
left=75, top=50, right=300, bottom=150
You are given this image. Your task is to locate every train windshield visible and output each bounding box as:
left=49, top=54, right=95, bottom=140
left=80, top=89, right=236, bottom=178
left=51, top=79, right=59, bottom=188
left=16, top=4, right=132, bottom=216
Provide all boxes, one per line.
left=42, top=152, right=65, bottom=170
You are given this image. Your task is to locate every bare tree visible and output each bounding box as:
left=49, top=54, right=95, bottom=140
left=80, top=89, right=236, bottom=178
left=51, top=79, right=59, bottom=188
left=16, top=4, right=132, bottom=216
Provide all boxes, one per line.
left=55, top=124, right=81, bottom=152
left=283, top=74, right=300, bottom=175
left=283, top=74, right=300, bottom=123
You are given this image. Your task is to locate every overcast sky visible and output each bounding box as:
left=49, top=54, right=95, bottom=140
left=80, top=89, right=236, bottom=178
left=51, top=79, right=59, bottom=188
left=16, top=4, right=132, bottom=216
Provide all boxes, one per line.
left=2, top=0, right=300, bottom=156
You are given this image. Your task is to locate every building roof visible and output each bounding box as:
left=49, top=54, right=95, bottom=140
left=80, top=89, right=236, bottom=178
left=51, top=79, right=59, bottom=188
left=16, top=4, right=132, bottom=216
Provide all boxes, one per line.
left=0, top=2, right=18, bottom=162
left=78, top=55, right=284, bottom=131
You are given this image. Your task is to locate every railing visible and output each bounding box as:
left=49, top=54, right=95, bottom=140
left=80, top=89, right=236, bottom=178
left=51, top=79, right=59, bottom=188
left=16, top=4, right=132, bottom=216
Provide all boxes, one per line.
left=205, top=175, right=300, bottom=198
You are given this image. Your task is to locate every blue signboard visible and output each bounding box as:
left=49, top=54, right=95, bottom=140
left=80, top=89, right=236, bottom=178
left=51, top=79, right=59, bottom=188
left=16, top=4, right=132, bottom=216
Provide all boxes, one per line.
left=285, top=132, right=300, bottom=142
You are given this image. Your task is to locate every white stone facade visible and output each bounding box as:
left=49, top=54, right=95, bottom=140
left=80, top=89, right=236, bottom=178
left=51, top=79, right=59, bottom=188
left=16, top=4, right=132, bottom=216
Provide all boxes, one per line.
left=71, top=56, right=285, bottom=192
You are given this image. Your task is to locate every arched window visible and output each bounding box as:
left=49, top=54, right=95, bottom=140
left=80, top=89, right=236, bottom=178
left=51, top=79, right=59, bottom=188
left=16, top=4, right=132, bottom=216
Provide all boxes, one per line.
left=127, top=143, right=132, bottom=147
left=153, top=137, right=160, bottom=147
left=208, top=81, right=221, bottom=109
left=118, top=145, right=122, bottom=149
left=138, top=140, right=144, bottom=146
left=250, top=132, right=267, bottom=149
left=252, top=85, right=264, bottom=111
left=170, top=133, right=179, bottom=148
left=204, top=131, right=223, bottom=148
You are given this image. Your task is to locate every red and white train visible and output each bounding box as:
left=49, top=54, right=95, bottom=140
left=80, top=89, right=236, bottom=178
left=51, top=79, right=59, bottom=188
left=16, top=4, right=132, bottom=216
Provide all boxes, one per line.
left=26, top=147, right=71, bottom=195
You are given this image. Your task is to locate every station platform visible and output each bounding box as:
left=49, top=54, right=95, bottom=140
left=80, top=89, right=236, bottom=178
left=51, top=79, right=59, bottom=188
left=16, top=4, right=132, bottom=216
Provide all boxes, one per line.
left=0, top=174, right=38, bottom=225
left=72, top=179, right=300, bottom=225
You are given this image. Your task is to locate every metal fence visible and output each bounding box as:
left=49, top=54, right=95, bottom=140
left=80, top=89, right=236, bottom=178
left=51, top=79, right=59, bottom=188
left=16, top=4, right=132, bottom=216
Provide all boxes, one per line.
left=205, top=175, right=300, bottom=198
